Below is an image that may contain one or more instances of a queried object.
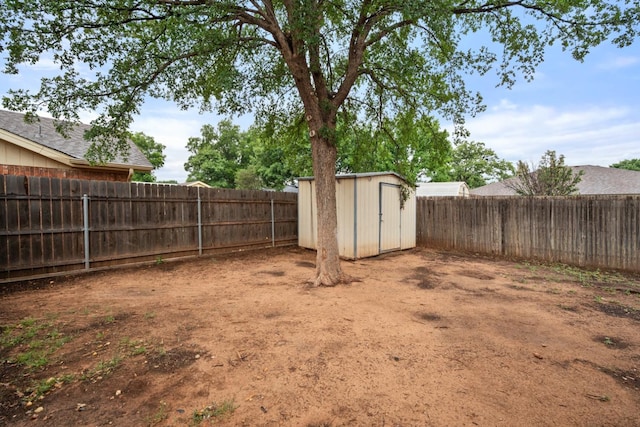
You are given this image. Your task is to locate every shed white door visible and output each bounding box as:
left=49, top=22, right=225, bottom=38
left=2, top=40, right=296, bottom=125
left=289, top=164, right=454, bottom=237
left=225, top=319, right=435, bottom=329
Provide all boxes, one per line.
left=379, top=183, right=402, bottom=253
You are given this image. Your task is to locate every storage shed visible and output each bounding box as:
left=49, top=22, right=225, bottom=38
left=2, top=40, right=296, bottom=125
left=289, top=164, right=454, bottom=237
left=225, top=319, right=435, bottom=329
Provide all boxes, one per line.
left=298, top=172, right=416, bottom=259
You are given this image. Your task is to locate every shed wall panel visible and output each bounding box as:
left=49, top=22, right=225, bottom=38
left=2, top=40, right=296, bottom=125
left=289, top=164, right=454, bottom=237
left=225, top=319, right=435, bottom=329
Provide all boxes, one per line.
left=401, top=193, right=416, bottom=249
left=298, top=173, right=416, bottom=259
left=298, top=179, right=316, bottom=249
left=336, top=178, right=355, bottom=258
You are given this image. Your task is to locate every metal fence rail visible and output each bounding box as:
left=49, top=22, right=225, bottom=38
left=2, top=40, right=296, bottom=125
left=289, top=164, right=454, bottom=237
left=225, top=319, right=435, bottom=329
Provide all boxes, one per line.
left=0, top=175, right=298, bottom=282
left=416, top=195, right=640, bottom=272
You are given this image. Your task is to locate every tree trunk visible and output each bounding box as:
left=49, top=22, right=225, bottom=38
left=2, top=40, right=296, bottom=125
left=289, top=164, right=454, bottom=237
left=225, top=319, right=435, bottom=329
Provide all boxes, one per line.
left=285, top=52, right=345, bottom=285
left=309, top=131, right=345, bottom=286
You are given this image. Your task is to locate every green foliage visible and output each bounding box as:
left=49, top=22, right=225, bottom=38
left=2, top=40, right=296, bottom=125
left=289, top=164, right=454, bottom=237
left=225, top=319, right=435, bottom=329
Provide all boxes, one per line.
left=254, top=108, right=453, bottom=186
left=507, top=150, right=584, bottom=196
left=130, top=132, right=166, bottom=182
left=610, top=158, right=640, bottom=171
left=336, top=109, right=452, bottom=186
left=436, top=141, right=515, bottom=188
left=1, top=0, right=636, bottom=163
left=184, top=118, right=303, bottom=190
left=253, top=112, right=314, bottom=186
left=184, top=120, right=252, bottom=188
left=235, top=166, right=263, bottom=190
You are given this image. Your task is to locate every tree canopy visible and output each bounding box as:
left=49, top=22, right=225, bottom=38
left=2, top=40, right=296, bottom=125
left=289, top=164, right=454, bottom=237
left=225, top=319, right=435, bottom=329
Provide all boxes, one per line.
left=184, top=120, right=253, bottom=188
left=435, top=141, right=514, bottom=188
left=610, top=158, right=640, bottom=171
left=506, top=150, right=584, bottom=196
left=2, top=1, right=638, bottom=285
left=130, top=132, right=166, bottom=182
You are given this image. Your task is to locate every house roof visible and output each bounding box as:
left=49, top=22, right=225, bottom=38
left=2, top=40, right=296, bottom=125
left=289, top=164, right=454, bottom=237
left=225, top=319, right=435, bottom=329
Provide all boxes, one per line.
left=416, top=181, right=470, bottom=197
left=0, top=109, right=153, bottom=170
left=471, top=165, right=640, bottom=196
left=181, top=180, right=212, bottom=188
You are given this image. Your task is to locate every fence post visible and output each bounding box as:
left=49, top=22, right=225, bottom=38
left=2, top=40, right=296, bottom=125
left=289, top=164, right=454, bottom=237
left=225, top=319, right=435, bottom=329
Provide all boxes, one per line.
left=197, top=188, right=203, bottom=256
left=82, top=194, right=90, bottom=270
left=271, top=198, right=275, bottom=247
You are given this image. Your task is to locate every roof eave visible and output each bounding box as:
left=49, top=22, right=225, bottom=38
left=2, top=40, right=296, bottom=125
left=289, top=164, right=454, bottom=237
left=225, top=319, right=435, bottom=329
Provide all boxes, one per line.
left=68, top=158, right=153, bottom=172
left=1, top=129, right=153, bottom=172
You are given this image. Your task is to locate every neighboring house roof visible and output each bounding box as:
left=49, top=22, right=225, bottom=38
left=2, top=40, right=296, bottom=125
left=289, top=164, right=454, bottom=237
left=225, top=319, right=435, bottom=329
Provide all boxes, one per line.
left=417, top=181, right=470, bottom=197
left=471, top=165, right=640, bottom=196
left=0, top=109, right=153, bottom=171
left=182, top=180, right=212, bottom=188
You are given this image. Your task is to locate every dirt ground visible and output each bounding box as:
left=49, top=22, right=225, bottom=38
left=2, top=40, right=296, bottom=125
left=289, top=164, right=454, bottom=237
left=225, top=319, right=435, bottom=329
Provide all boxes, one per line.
left=1, top=246, right=639, bottom=426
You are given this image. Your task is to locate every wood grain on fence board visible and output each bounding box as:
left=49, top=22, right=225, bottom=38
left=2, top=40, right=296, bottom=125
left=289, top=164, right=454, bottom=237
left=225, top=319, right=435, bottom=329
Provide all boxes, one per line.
left=1, top=176, right=298, bottom=281
left=417, top=196, right=639, bottom=272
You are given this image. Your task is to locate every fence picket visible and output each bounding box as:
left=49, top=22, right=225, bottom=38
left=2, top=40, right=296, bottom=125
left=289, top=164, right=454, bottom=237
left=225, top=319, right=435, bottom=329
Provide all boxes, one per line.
left=1, top=176, right=298, bottom=282
left=417, top=196, right=640, bottom=272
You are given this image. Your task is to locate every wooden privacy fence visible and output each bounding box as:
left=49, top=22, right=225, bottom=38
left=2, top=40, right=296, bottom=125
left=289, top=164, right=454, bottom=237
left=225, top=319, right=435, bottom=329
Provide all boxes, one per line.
left=417, top=196, right=640, bottom=272
left=0, top=175, right=298, bottom=282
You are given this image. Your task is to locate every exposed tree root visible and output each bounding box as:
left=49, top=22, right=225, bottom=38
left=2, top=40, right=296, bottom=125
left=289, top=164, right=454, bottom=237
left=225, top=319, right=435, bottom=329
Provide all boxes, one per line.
left=307, top=272, right=354, bottom=287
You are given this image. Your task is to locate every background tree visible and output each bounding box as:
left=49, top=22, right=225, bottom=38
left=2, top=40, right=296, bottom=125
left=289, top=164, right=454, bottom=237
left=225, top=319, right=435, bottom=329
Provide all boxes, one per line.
left=235, top=166, right=263, bottom=190
left=610, top=159, right=640, bottom=171
left=245, top=123, right=304, bottom=190
left=184, top=120, right=251, bottom=188
left=435, top=141, right=514, bottom=188
left=336, top=110, right=452, bottom=185
left=129, top=132, right=166, bottom=182
left=2, top=1, right=637, bottom=285
left=506, top=150, right=584, bottom=196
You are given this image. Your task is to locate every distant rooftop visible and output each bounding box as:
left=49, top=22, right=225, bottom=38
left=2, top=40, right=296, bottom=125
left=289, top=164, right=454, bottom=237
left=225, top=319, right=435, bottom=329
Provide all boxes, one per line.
left=471, top=165, right=640, bottom=196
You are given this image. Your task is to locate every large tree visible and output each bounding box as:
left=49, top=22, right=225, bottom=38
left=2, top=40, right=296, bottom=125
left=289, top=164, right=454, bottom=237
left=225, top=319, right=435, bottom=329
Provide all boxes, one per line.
left=437, top=141, right=514, bottom=188
left=184, top=120, right=252, bottom=187
left=1, top=1, right=638, bottom=285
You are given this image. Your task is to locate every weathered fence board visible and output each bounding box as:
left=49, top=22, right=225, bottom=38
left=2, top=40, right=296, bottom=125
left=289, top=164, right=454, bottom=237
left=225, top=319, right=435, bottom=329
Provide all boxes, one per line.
left=1, top=175, right=298, bottom=282
left=417, top=196, right=640, bottom=272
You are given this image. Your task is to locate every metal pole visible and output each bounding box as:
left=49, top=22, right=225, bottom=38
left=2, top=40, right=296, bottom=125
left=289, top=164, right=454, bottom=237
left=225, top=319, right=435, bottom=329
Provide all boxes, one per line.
left=197, top=188, right=203, bottom=256
left=271, top=198, right=275, bottom=247
left=82, top=194, right=90, bottom=270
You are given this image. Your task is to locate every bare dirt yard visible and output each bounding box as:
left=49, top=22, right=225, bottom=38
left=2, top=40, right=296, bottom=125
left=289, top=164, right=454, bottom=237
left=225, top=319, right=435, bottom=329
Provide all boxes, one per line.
left=1, top=246, right=639, bottom=426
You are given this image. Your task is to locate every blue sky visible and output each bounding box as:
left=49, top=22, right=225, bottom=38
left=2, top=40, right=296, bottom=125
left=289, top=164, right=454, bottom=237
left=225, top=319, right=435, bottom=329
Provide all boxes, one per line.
left=1, top=35, right=639, bottom=183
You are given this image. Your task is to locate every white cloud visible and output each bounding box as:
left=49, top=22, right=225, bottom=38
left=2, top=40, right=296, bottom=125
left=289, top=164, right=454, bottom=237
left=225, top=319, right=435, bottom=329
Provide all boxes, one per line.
left=597, top=56, right=640, bottom=70
left=30, top=57, right=60, bottom=71
left=129, top=101, right=255, bottom=182
left=463, top=101, right=640, bottom=167
left=131, top=112, right=210, bottom=182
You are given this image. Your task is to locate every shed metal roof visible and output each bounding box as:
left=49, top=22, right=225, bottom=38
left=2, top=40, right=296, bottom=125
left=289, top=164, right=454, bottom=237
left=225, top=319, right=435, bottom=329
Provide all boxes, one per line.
left=298, top=171, right=409, bottom=184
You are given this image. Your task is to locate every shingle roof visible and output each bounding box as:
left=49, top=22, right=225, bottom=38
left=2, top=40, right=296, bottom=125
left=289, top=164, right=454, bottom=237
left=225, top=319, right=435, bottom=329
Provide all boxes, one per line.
left=471, top=165, right=640, bottom=196
left=0, top=109, right=152, bottom=168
